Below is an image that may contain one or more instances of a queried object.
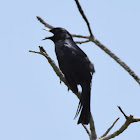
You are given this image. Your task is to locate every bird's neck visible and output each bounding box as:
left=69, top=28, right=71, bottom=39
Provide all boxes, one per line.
left=54, top=37, right=73, bottom=44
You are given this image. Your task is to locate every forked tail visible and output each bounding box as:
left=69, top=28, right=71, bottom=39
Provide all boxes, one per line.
left=74, top=83, right=91, bottom=125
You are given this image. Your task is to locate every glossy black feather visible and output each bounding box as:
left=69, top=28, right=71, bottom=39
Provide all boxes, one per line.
left=46, top=27, right=95, bottom=124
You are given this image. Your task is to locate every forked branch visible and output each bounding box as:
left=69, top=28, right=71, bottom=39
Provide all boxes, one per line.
left=100, top=117, right=120, bottom=138
left=74, top=0, right=93, bottom=37
left=98, top=106, right=140, bottom=140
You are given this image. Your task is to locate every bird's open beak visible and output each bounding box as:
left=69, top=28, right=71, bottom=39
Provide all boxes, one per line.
left=42, top=28, right=53, bottom=40
left=42, top=36, right=52, bottom=40
left=43, top=28, right=51, bottom=32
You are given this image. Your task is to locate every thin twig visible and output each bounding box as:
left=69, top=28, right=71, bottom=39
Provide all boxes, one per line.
left=82, top=124, right=91, bottom=137
left=118, top=106, right=128, bottom=119
left=72, top=34, right=89, bottom=39
left=91, top=37, right=140, bottom=85
left=37, top=16, right=54, bottom=29
left=29, top=46, right=80, bottom=99
left=118, top=106, right=140, bottom=123
left=75, top=40, right=90, bottom=44
left=74, top=0, right=93, bottom=37
left=100, top=117, right=120, bottom=138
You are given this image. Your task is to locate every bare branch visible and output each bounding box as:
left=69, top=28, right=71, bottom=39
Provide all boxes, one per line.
left=37, top=16, right=54, bottom=29
left=100, top=117, right=120, bottom=138
left=132, top=117, right=140, bottom=122
left=118, top=106, right=128, bottom=119
left=72, top=34, right=89, bottom=39
left=82, top=124, right=91, bottom=137
left=75, top=40, right=90, bottom=44
left=90, top=114, right=97, bottom=140
left=118, top=106, right=140, bottom=123
left=29, top=46, right=80, bottom=99
left=91, top=37, right=140, bottom=85
left=74, top=0, right=93, bottom=37
left=98, top=107, right=140, bottom=140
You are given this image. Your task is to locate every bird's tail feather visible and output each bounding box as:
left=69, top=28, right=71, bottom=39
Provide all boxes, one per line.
left=74, top=102, right=82, bottom=120
left=74, top=83, right=91, bottom=125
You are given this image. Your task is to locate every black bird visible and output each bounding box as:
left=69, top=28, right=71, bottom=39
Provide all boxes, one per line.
left=43, top=27, right=95, bottom=124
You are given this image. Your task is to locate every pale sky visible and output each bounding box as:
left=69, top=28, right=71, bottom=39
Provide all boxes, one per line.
left=0, top=0, right=140, bottom=140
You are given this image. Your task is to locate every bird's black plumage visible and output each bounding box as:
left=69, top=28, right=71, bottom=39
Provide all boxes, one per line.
left=44, top=27, right=95, bottom=124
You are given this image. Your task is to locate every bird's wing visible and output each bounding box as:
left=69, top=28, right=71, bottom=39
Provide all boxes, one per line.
left=65, top=40, right=95, bottom=74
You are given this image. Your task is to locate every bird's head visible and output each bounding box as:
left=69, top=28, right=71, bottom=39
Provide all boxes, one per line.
left=43, top=27, right=72, bottom=42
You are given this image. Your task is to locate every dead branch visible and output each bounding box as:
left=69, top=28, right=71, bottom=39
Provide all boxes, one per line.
left=98, top=106, right=140, bottom=140
left=37, top=16, right=54, bottom=29
left=82, top=124, right=91, bottom=137
left=100, top=117, right=120, bottom=138
left=75, top=40, right=90, bottom=44
left=90, top=114, right=97, bottom=140
left=72, top=34, right=89, bottom=39
left=74, top=0, right=93, bottom=37
left=29, top=46, right=81, bottom=97
left=90, top=37, right=140, bottom=85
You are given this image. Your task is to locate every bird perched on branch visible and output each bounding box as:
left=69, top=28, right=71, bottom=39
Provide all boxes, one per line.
left=43, top=27, right=95, bottom=125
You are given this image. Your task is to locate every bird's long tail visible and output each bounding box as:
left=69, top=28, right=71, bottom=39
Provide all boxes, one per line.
left=74, top=83, right=91, bottom=125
